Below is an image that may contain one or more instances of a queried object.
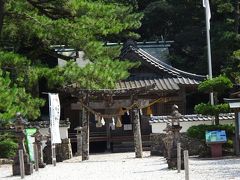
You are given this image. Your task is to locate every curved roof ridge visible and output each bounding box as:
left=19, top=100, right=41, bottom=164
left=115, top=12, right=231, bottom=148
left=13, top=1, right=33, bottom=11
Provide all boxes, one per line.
left=130, top=46, right=206, bottom=80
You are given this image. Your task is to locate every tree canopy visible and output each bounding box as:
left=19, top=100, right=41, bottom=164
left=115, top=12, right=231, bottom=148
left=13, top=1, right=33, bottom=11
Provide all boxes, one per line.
left=0, top=0, right=142, bottom=121
left=194, top=75, right=233, bottom=125
left=136, top=0, right=240, bottom=80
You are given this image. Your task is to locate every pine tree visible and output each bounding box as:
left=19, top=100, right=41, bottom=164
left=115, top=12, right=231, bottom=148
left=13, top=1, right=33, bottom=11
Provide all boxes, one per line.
left=0, top=0, right=142, bottom=122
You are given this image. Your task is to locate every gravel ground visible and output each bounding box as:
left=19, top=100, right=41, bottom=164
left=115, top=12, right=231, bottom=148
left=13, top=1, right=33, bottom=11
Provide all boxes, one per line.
left=1, top=152, right=240, bottom=180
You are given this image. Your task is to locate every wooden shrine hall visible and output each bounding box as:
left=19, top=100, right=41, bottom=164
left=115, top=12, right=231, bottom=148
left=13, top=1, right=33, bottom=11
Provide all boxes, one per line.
left=60, top=40, right=206, bottom=154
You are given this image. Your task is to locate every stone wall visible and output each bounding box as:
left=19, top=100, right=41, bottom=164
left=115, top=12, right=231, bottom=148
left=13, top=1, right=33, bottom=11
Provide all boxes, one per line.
left=150, top=133, right=205, bottom=156
left=151, top=119, right=235, bottom=133
left=43, top=138, right=73, bottom=164
left=0, top=158, right=13, bottom=165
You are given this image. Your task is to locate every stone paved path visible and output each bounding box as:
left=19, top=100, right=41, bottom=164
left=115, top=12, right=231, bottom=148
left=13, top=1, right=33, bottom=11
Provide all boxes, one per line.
left=1, top=152, right=240, bottom=180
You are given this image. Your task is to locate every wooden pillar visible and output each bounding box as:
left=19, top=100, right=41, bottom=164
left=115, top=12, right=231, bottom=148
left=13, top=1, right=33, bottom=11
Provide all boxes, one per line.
left=82, top=106, right=89, bottom=160
left=133, top=107, right=143, bottom=158
left=106, top=121, right=111, bottom=151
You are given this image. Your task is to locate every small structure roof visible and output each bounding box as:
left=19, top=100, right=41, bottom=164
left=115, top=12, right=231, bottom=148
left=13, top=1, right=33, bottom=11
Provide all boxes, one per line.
left=28, top=119, right=71, bottom=128
left=224, top=98, right=240, bottom=109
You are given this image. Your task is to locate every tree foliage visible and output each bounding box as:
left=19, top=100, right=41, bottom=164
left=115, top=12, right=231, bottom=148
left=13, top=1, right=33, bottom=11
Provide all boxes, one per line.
left=194, top=75, right=232, bottom=125
left=194, top=103, right=230, bottom=116
left=198, top=75, right=233, bottom=94
left=223, top=49, right=240, bottom=83
left=136, top=0, right=240, bottom=78
left=0, top=69, right=44, bottom=121
left=0, top=0, right=143, bottom=122
left=187, top=124, right=234, bottom=140
left=0, top=139, right=18, bottom=158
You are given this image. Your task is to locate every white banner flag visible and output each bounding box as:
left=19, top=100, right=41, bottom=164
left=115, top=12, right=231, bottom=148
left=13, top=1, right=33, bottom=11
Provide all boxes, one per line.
left=49, top=93, right=61, bottom=144
left=203, top=0, right=211, bottom=30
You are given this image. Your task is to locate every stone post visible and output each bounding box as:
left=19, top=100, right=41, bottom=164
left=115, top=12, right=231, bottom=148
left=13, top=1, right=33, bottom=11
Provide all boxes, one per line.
left=61, top=138, right=73, bottom=160
left=32, top=128, right=46, bottom=168
left=133, top=107, right=143, bottom=158
left=82, top=107, right=89, bottom=160
left=75, top=126, right=83, bottom=156
left=12, top=113, right=33, bottom=176
left=43, top=135, right=52, bottom=164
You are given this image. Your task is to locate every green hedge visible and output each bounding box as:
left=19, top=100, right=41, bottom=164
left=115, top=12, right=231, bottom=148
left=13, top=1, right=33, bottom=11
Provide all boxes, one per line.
left=186, top=124, right=235, bottom=140
left=0, top=139, right=18, bottom=158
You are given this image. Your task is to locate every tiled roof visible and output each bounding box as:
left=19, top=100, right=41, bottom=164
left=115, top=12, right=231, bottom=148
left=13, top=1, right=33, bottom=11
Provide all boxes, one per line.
left=116, top=76, right=201, bottom=91
left=121, top=45, right=206, bottom=81
left=149, top=113, right=235, bottom=123
left=28, top=120, right=71, bottom=128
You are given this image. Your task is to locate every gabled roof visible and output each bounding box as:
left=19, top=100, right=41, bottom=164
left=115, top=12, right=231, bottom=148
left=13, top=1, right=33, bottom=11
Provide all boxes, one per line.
left=120, top=42, right=206, bottom=81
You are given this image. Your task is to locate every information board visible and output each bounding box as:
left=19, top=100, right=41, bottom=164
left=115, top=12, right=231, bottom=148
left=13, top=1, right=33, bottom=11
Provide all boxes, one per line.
left=205, top=130, right=227, bottom=143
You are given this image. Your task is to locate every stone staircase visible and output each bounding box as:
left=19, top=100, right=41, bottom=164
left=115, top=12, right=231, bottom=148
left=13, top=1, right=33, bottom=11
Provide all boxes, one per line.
left=112, top=140, right=151, bottom=153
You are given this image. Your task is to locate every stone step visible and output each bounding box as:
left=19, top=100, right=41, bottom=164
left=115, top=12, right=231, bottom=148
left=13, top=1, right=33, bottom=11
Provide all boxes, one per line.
left=113, top=141, right=151, bottom=147
left=112, top=147, right=151, bottom=153
left=112, top=140, right=151, bottom=153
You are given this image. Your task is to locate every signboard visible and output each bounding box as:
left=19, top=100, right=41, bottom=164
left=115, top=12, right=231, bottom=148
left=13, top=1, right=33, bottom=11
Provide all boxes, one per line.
left=49, top=93, right=61, bottom=144
left=205, top=130, right=227, bottom=143
left=25, top=128, right=37, bottom=162
left=124, top=124, right=132, bottom=131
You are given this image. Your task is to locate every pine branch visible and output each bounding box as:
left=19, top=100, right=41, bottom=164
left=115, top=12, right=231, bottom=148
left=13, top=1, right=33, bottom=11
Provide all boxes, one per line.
left=26, top=0, right=73, bottom=20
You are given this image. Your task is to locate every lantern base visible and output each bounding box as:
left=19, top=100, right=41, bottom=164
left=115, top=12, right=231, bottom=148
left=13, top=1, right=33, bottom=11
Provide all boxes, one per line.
left=12, top=162, right=33, bottom=175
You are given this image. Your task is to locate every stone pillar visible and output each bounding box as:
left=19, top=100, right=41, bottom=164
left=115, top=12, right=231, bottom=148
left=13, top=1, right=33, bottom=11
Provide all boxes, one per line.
left=32, top=128, right=46, bottom=168
left=76, top=134, right=83, bottom=156
left=75, top=126, right=83, bottom=156
left=133, top=107, right=143, bottom=158
left=61, top=138, right=73, bottom=160
left=82, top=107, right=89, bottom=161
left=43, top=136, right=52, bottom=164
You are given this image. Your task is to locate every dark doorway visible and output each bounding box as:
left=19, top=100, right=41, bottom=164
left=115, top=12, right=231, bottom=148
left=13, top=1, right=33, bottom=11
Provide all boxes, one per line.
left=90, top=141, right=107, bottom=153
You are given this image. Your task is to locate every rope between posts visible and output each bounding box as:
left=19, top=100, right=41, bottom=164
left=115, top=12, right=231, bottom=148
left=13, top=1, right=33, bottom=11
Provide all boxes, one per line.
left=79, top=96, right=172, bottom=118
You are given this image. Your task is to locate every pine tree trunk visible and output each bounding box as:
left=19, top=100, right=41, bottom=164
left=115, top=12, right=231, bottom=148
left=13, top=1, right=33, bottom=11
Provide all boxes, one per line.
left=0, top=0, right=5, bottom=38
left=234, top=0, right=240, bottom=33
left=82, top=107, right=89, bottom=161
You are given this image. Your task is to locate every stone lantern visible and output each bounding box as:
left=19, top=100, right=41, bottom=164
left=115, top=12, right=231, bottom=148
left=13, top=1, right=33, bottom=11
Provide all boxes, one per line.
left=12, top=112, right=33, bottom=175
left=32, top=127, right=46, bottom=168
left=163, top=105, right=184, bottom=169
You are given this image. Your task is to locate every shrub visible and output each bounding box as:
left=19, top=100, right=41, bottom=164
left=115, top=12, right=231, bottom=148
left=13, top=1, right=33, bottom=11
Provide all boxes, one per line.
left=186, top=124, right=235, bottom=140
left=0, top=139, right=18, bottom=158
left=198, top=75, right=233, bottom=94
left=194, top=103, right=230, bottom=116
